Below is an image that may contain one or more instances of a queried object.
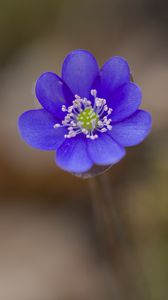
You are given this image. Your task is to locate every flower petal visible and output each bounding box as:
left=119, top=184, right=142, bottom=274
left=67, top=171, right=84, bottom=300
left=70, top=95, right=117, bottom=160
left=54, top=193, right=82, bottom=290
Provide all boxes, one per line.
left=35, top=72, right=74, bottom=119
left=18, top=109, right=66, bottom=150
left=110, top=82, right=142, bottom=122
left=87, top=133, right=126, bottom=165
left=56, top=135, right=93, bottom=173
left=109, top=110, right=152, bottom=146
left=62, top=49, right=99, bottom=98
left=99, top=56, right=130, bottom=99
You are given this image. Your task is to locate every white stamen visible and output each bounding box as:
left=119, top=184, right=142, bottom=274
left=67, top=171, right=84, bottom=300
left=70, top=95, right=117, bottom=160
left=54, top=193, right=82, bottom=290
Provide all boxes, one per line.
left=54, top=89, right=113, bottom=140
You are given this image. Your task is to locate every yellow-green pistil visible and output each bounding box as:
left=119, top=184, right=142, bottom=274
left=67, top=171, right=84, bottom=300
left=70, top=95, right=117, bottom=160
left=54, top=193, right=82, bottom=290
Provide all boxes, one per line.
left=77, top=108, right=99, bottom=130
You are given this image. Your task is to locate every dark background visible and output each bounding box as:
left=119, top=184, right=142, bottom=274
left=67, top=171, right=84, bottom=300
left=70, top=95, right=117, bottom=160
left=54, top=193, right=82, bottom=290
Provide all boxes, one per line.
left=0, top=0, right=168, bottom=299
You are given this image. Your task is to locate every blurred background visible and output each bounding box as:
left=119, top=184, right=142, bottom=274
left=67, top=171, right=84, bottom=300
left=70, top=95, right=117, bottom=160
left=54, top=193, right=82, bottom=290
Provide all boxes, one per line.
left=0, top=0, right=168, bottom=299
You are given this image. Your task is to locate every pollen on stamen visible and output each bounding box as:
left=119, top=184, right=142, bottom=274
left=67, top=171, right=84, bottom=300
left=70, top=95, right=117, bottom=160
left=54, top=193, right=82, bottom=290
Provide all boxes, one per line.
left=61, top=105, right=67, bottom=112
left=53, top=123, right=61, bottom=128
left=82, top=129, right=88, bottom=134
left=101, top=128, right=107, bottom=132
left=90, top=89, right=97, bottom=97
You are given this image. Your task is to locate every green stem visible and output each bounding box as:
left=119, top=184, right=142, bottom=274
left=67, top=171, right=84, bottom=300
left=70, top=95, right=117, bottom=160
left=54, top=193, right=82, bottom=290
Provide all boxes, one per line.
left=88, top=172, right=151, bottom=300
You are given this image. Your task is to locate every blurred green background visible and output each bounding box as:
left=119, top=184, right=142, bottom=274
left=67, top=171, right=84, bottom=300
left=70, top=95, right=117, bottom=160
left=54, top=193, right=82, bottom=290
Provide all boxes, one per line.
left=0, top=0, right=168, bottom=299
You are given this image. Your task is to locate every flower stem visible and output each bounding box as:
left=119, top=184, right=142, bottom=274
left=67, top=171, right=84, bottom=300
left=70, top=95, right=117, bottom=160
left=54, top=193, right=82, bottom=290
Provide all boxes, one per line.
left=88, top=172, right=151, bottom=300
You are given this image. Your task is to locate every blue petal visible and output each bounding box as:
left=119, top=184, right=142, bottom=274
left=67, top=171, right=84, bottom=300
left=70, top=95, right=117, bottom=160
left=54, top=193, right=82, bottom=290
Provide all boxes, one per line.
left=18, top=109, right=66, bottom=150
left=35, top=72, right=74, bottom=119
left=87, top=133, right=126, bottom=165
left=99, top=56, right=130, bottom=99
left=62, top=49, right=99, bottom=98
left=56, top=135, right=93, bottom=173
left=109, top=110, right=152, bottom=146
left=110, top=82, right=142, bottom=122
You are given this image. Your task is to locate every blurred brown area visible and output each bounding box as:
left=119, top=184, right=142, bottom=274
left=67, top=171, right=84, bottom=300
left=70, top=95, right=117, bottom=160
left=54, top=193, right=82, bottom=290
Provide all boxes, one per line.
left=0, top=0, right=168, bottom=299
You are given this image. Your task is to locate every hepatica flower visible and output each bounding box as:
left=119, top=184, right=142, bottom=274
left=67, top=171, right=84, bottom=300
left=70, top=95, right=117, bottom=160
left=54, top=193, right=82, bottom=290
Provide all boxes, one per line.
left=18, top=50, right=152, bottom=175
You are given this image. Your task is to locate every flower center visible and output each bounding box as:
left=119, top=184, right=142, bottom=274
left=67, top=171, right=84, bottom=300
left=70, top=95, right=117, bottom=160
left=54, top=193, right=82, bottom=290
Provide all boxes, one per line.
left=53, top=89, right=113, bottom=140
left=77, top=108, right=98, bottom=131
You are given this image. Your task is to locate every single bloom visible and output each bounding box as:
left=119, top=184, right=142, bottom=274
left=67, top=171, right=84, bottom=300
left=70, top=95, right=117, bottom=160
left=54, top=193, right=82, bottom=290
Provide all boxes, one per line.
left=18, top=49, right=152, bottom=175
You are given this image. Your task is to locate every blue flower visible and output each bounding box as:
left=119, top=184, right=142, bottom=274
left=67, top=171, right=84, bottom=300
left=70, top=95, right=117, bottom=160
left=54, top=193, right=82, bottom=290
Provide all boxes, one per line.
left=18, top=49, right=152, bottom=174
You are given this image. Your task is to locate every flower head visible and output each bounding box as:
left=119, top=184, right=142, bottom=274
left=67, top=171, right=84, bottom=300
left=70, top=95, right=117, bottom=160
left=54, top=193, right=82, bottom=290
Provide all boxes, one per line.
left=18, top=49, right=152, bottom=175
